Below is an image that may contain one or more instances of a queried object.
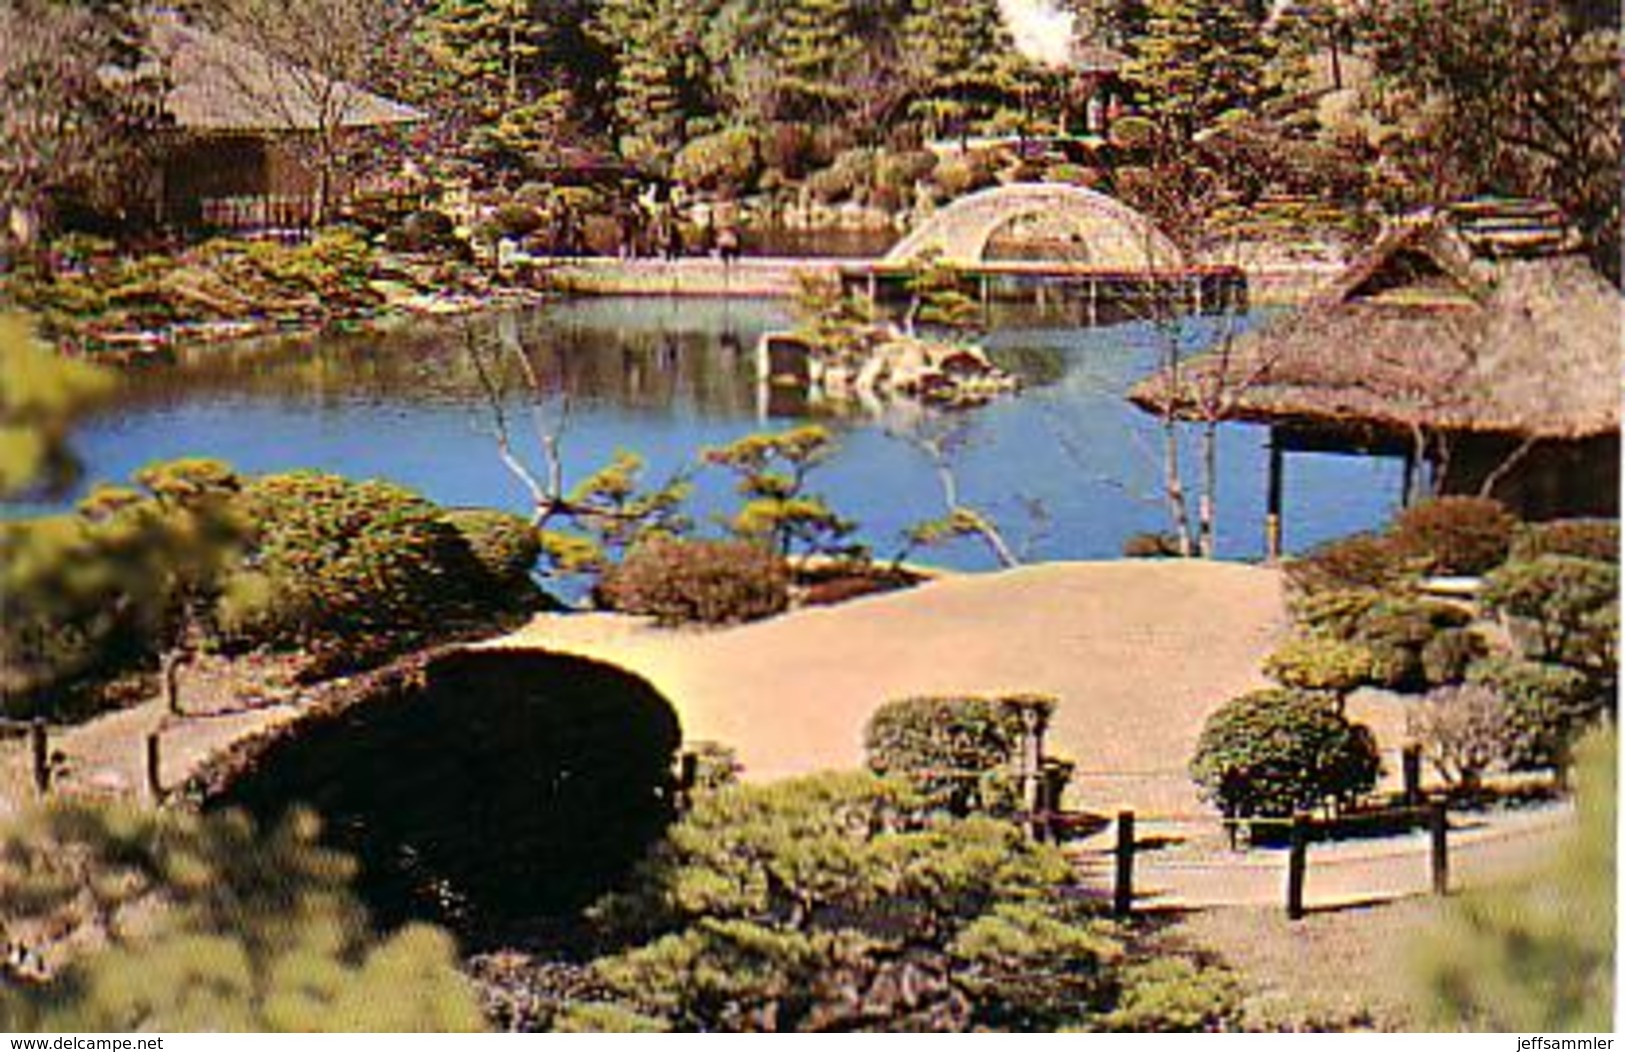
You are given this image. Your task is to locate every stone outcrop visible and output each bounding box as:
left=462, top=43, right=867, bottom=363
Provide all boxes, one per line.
left=762, top=326, right=1018, bottom=410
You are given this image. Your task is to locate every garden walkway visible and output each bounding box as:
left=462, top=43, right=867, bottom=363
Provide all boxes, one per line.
left=490, top=559, right=1289, bottom=813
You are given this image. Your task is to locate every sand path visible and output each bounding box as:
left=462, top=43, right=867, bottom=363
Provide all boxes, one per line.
left=489, top=559, right=1293, bottom=815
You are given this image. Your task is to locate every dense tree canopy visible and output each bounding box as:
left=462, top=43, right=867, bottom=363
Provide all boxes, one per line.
left=0, top=0, right=163, bottom=240
left=1357, top=0, right=1622, bottom=280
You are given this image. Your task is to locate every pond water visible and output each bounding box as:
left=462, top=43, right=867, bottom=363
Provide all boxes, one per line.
left=55, top=296, right=1404, bottom=570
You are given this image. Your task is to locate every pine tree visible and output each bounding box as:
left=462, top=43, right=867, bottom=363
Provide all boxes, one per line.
left=772, top=0, right=863, bottom=121
left=902, top=0, right=1027, bottom=143
left=595, top=0, right=724, bottom=171
left=1120, top=0, right=1277, bottom=141
left=423, top=0, right=547, bottom=116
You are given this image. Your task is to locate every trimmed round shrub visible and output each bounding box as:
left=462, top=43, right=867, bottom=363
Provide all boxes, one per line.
left=1349, top=596, right=1472, bottom=692
left=1481, top=555, right=1619, bottom=673
left=388, top=210, right=459, bottom=253
left=1510, top=519, right=1619, bottom=564
left=1190, top=688, right=1381, bottom=818
left=1122, top=531, right=1182, bottom=558
left=1408, top=683, right=1513, bottom=789
left=1290, top=588, right=1382, bottom=640
left=1108, top=115, right=1160, bottom=152
left=932, top=153, right=999, bottom=198
left=1389, top=496, right=1518, bottom=576
left=442, top=508, right=541, bottom=593
left=1420, top=627, right=1489, bottom=687
left=875, top=149, right=939, bottom=195
left=234, top=471, right=472, bottom=641
left=1284, top=532, right=1419, bottom=596
left=1467, top=655, right=1605, bottom=772
left=1262, top=636, right=1375, bottom=694
left=673, top=127, right=763, bottom=196
left=598, top=536, right=789, bottom=625
left=864, top=694, right=1056, bottom=817
left=489, top=203, right=545, bottom=239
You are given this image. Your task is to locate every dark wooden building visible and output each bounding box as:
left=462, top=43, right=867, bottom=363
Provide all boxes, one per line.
left=146, top=13, right=424, bottom=231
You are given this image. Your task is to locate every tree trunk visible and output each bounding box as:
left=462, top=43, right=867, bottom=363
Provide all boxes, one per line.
left=1162, top=421, right=1195, bottom=557
left=1197, top=421, right=1219, bottom=557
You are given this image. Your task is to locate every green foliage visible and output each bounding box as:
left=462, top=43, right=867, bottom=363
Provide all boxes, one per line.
left=0, top=802, right=484, bottom=1032
left=0, top=314, right=113, bottom=497
left=672, top=127, right=763, bottom=196
left=598, top=536, right=789, bottom=626
left=1343, top=596, right=1473, bottom=693
left=573, top=771, right=1188, bottom=1032
left=14, top=233, right=381, bottom=342
left=1099, top=958, right=1243, bottom=1033
left=1414, top=730, right=1615, bottom=1030
left=790, top=271, right=880, bottom=366
left=864, top=694, right=1056, bottom=816
left=903, top=253, right=982, bottom=336
left=1510, top=519, right=1619, bottom=565
left=1467, top=655, right=1605, bottom=773
left=538, top=449, right=692, bottom=579
left=442, top=508, right=541, bottom=594
left=1121, top=0, right=1280, bottom=141
left=1388, top=496, right=1519, bottom=577
left=1294, top=587, right=1473, bottom=693
left=1362, top=0, right=1621, bottom=280
left=1420, top=627, right=1489, bottom=687
left=1407, top=683, right=1514, bottom=788
left=1, top=458, right=247, bottom=709
left=1284, top=532, right=1422, bottom=597
left=1262, top=636, right=1375, bottom=695
left=1190, top=688, right=1382, bottom=818
left=1480, top=555, right=1619, bottom=675
left=930, top=151, right=1000, bottom=198
left=232, top=470, right=475, bottom=643
left=901, top=0, right=1029, bottom=144
left=703, top=425, right=861, bottom=559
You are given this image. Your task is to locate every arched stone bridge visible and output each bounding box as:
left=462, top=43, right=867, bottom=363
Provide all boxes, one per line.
left=885, top=182, right=1184, bottom=270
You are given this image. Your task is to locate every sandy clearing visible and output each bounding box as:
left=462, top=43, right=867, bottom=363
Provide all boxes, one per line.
left=488, top=559, right=1292, bottom=814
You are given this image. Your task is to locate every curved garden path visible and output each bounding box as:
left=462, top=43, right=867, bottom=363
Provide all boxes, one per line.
left=489, top=559, right=1290, bottom=813
left=1, top=559, right=1571, bottom=912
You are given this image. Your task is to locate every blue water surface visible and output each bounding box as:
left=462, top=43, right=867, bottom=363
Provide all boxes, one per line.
left=56, top=296, right=1403, bottom=568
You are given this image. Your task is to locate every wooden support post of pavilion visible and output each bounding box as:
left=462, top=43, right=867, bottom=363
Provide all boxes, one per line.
left=1265, top=429, right=1285, bottom=561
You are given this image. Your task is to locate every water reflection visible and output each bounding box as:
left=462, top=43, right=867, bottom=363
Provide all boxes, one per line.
left=62, top=296, right=1403, bottom=568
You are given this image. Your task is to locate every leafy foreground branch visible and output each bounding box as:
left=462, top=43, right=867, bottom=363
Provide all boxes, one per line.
left=0, top=803, right=484, bottom=1032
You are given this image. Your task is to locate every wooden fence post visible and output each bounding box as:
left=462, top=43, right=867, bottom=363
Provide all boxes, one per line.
left=1286, top=813, right=1309, bottom=920
left=1402, top=746, right=1423, bottom=807
left=1430, top=801, right=1449, bottom=896
left=30, top=719, right=49, bottom=797
left=1113, top=811, right=1135, bottom=918
left=146, top=732, right=164, bottom=803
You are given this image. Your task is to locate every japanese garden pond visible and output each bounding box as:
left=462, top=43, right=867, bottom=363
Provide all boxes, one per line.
left=53, top=295, right=1404, bottom=571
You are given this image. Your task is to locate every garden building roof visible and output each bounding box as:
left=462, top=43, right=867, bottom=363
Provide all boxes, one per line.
left=146, top=13, right=424, bottom=134
left=1130, top=214, right=1622, bottom=441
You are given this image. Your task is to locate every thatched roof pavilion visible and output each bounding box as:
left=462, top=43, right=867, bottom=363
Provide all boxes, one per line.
left=138, top=12, right=425, bottom=229
left=1130, top=213, right=1622, bottom=550
left=148, top=14, right=424, bottom=133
